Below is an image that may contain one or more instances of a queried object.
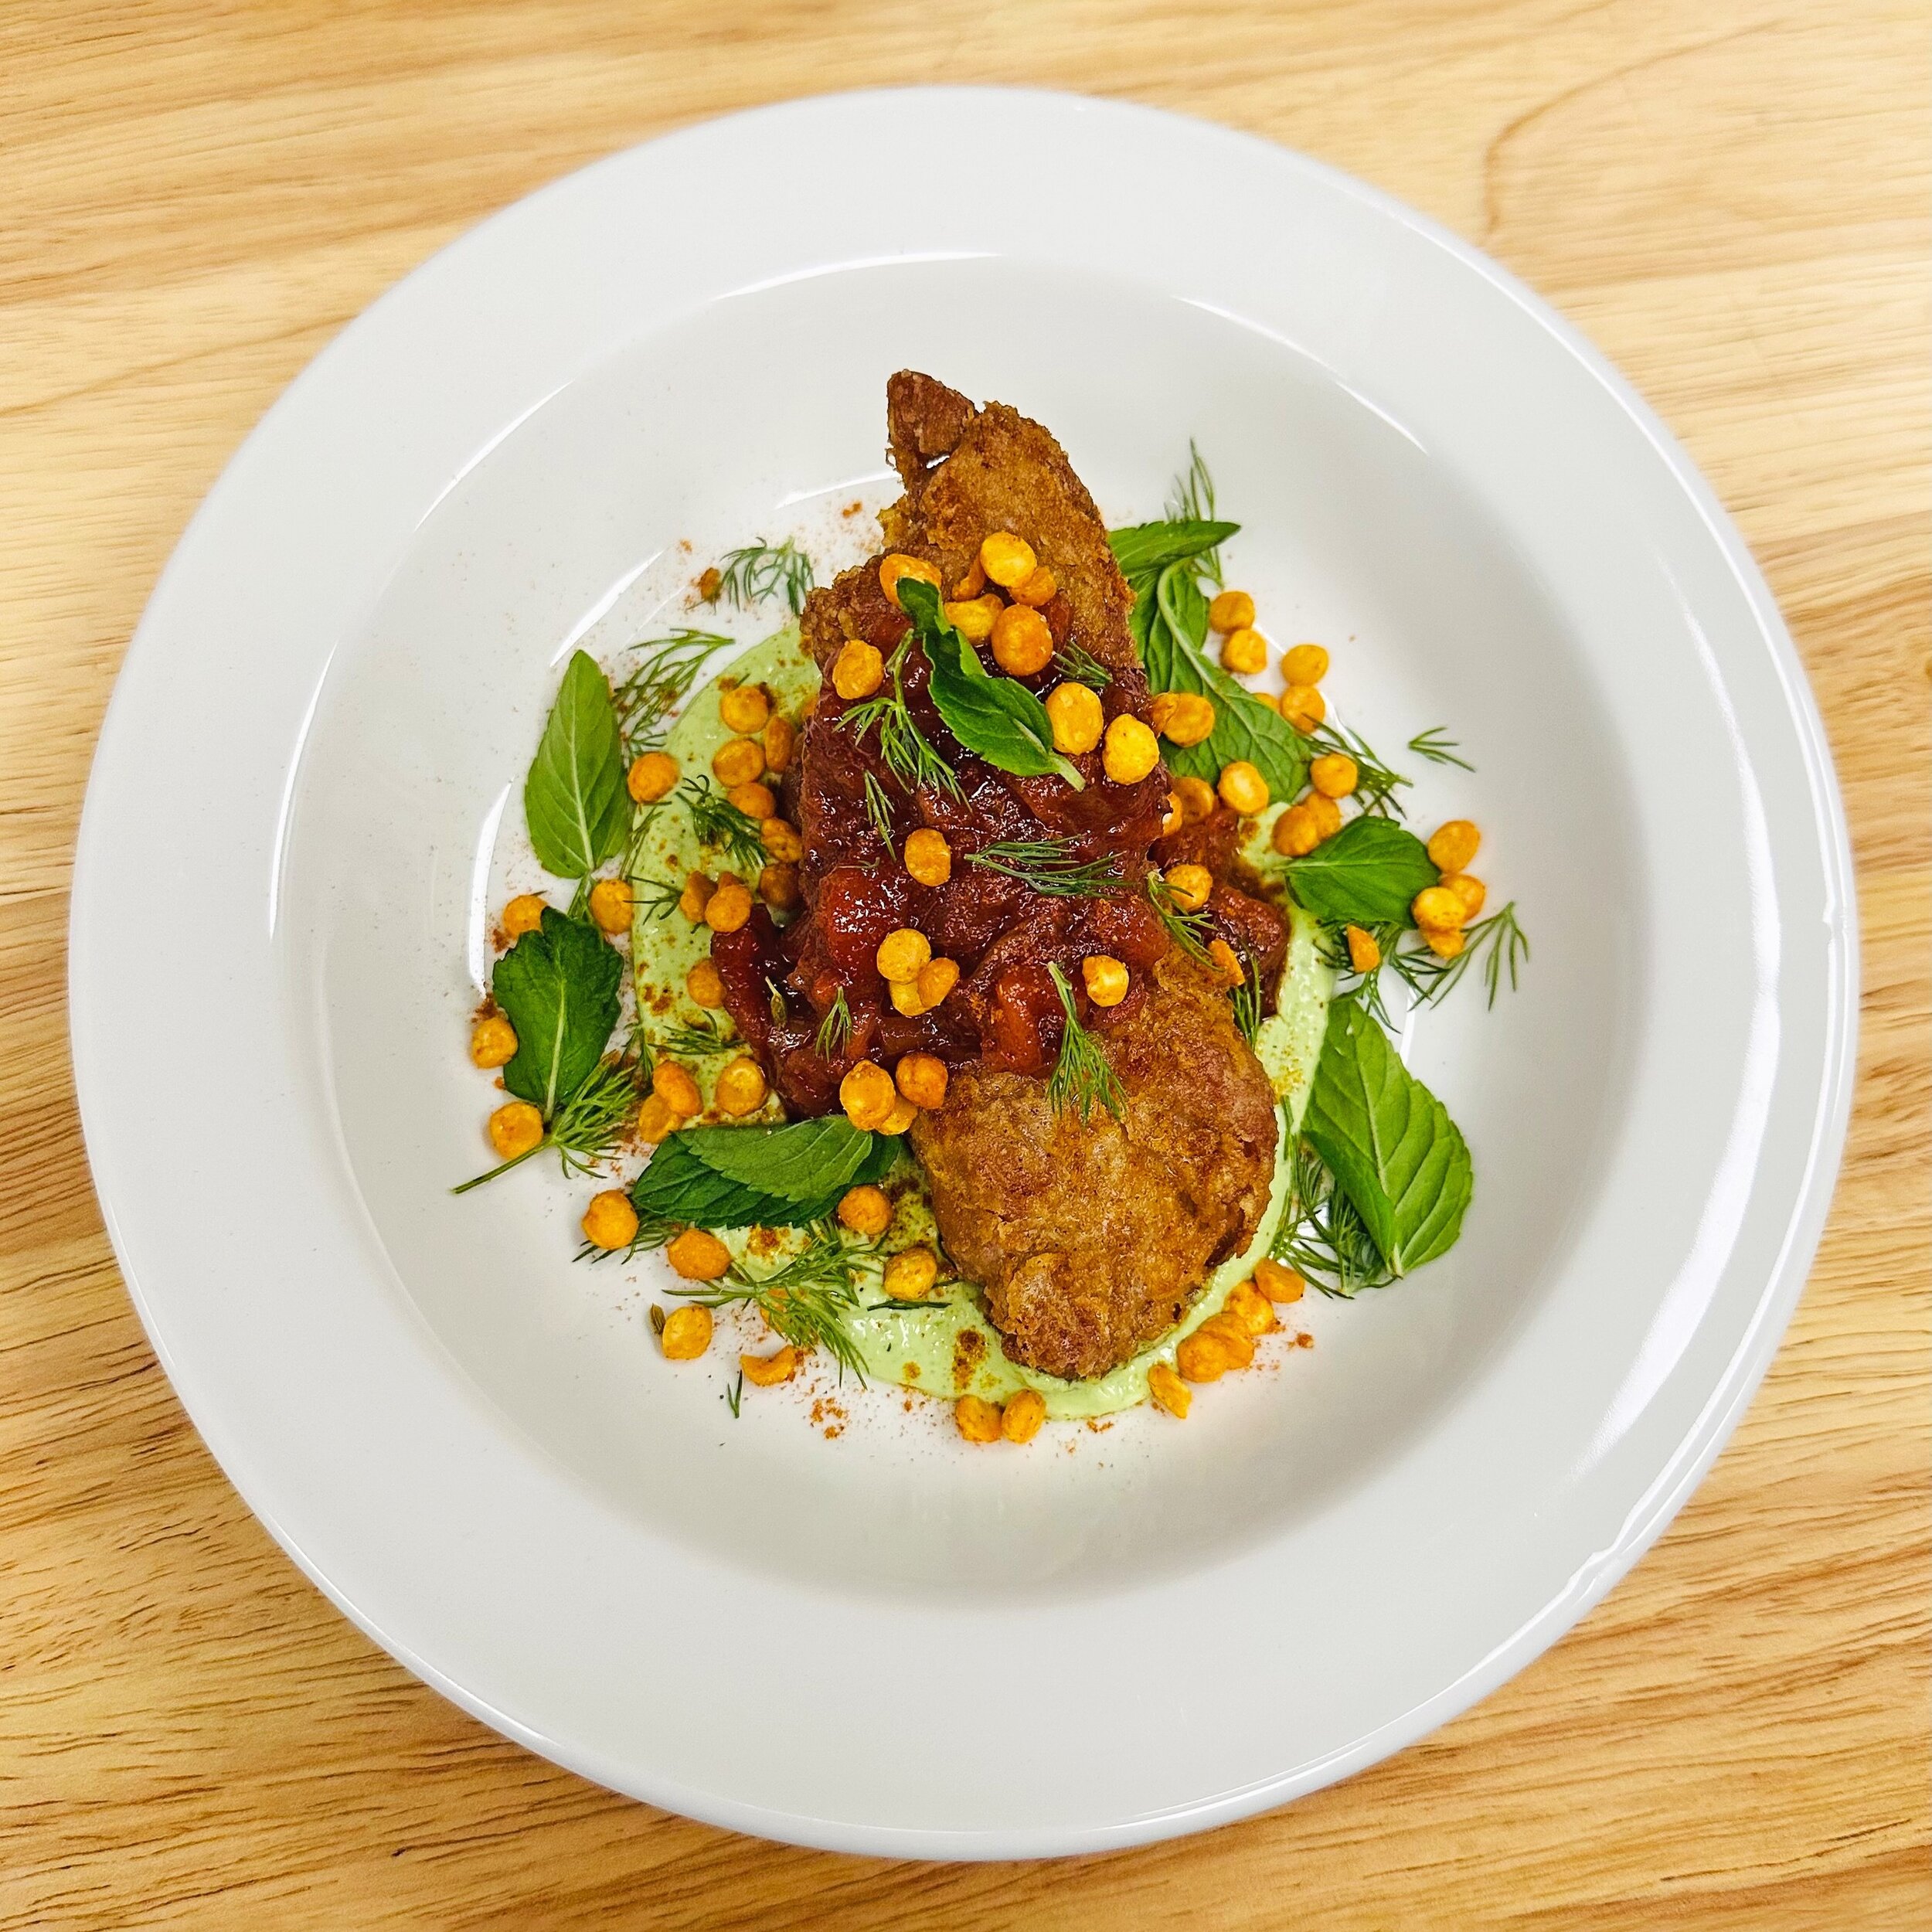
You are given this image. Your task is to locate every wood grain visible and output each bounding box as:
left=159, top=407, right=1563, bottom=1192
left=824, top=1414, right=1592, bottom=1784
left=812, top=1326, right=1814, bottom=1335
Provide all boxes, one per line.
left=2, top=2, right=1926, bottom=1925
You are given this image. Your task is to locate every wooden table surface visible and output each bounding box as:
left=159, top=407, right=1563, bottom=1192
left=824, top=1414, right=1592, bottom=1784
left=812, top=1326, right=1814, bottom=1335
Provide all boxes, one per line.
left=4, top=2, right=1927, bottom=1925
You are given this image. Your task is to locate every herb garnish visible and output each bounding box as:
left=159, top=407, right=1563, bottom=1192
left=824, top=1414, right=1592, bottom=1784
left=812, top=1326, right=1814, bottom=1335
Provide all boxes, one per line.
left=1230, top=952, right=1262, bottom=1043
left=1054, top=641, right=1114, bottom=689
left=1270, top=1138, right=1396, bottom=1297
left=967, top=838, right=1122, bottom=899
left=1408, top=727, right=1475, bottom=771
left=1282, top=815, right=1438, bottom=927
left=1300, top=998, right=1472, bottom=1277
left=630, top=1117, right=893, bottom=1231
left=613, top=630, right=733, bottom=757
left=1147, top=869, right=1211, bottom=962
left=1111, top=461, right=1310, bottom=801
left=862, top=771, right=898, bottom=859
left=523, top=651, right=631, bottom=889
left=457, top=1050, right=641, bottom=1195
left=671, top=1222, right=872, bottom=1381
left=1308, top=721, right=1412, bottom=820
left=709, top=539, right=815, bottom=617
left=490, top=908, right=624, bottom=1117
left=899, top=579, right=1086, bottom=790
left=840, top=636, right=962, bottom=799
left=1405, top=903, right=1530, bottom=1009
left=1046, top=963, right=1125, bottom=1121
left=814, top=988, right=852, bottom=1059
left=629, top=874, right=685, bottom=922
left=675, top=776, right=766, bottom=872
left=725, top=1371, right=744, bottom=1419
left=651, top=1012, right=737, bottom=1058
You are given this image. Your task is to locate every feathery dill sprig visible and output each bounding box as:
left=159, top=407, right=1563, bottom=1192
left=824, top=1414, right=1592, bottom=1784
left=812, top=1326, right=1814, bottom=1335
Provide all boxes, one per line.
left=1046, top=963, right=1125, bottom=1122
left=1165, top=442, right=1225, bottom=583
left=1054, top=640, right=1114, bottom=689
left=675, top=777, right=767, bottom=872
left=1308, top=720, right=1411, bottom=819
left=840, top=641, right=961, bottom=799
left=1410, top=903, right=1529, bottom=1009
left=709, top=539, right=815, bottom=617
left=671, top=1223, right=872, bottom=1381
left=613, top=629, right=733, bottom=757
left=862, top=771, right=898, bottom=859
left=1270, top=1139, right=1395, bottom=1297
left=813, top=988, right=853, bottom=1059
left=1230, top=951, right=1263, bottom=1043
left=1407, top=726, right=1475, bottom=772
left=628, top=873, right=685, bottom=921
left=454, top=1053, right=642, bottom=1196
left=966, top=838, right=1122, bottom=900
left=1146, top=870, right=1211, bottom=962
left=651, top=1012, right=737, bottom=1058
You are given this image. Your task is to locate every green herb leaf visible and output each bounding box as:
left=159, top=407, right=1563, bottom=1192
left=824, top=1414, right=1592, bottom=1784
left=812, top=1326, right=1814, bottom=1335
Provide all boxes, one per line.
left=492, top=908, right=624, bottom=1117
left=524, top=650, right=631, bottom=880
left=630, top=1138, right=821, bottom=1231
left=676, top=1118, right=884, bottom=1203
left=1108, top=519, right=1240, bottom=581
left=1132, top=564, right=1310, bottom=800
left=898, top=578, right=1086, bottom=790
left=1302, top=1000, right=1471, bottom=1275
left=1283, top=815, right=1439, bottom=926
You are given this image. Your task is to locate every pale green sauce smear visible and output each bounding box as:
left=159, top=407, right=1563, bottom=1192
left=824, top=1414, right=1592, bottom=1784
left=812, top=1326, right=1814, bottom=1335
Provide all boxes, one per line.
left=631, top=627, right=1332, bottom=1419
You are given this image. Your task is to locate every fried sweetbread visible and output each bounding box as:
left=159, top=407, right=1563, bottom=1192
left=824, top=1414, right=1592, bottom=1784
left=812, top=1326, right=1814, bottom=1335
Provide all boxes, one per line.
left=910, top=949, right=1278, bottom=1381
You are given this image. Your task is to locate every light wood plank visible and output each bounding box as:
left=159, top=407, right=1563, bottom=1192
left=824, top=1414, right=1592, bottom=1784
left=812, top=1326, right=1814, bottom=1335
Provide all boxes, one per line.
left=2, top=2, right=1925, bottom=1925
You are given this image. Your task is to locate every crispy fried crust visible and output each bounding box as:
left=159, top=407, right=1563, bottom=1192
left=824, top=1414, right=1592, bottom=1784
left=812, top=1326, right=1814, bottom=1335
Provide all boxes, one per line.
left=792, top=372, right=1280, bottom=1379
left=911, top=951, right=1278, bottom=1381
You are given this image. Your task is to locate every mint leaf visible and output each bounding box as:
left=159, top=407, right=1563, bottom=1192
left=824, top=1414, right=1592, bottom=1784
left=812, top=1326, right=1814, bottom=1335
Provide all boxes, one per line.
left=677, top=1118, right=883, bottom=1203
left=1284, top=815, right=1438, bottom=925
left=630, top=1128, right=885, bottom=1231
left=1109, top=518, right=1240, bottom=581
left=1132, top=563, right=1309, bottom=800
left=631, top=1138, right=827, bottom=1230
left=524, top=650, right=630, bottom=881
left=898, top=578, right=1085, bottom=790
left=492, top=908, right=624, bottom=1117
left=1303, top=1000, right=1471, bottom=1274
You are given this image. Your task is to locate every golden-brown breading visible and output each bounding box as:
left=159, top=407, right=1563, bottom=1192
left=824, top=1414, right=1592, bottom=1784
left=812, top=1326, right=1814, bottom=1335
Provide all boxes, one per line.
left=802, top=371, right=1140, bottom=675
left=911, top=950, right=1278, bottom=1381
left=788, top=372, right=1281, bottom=1380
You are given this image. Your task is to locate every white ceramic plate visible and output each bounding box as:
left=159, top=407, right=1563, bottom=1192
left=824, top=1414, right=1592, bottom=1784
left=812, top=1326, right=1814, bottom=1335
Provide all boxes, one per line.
left=70, top=90, right=1855, bottom=1857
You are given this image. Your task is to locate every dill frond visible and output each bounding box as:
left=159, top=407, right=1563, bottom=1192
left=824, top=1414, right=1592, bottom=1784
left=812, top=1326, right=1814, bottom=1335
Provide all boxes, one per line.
left=709, top=539, right=815, bottom=617
left=672, top=1223, right=872, bottom=1382
left=1308, top=721, right=1411, bottom=819
left=1146, top=870, right=1211, bottom=962
left=454, top=1053, right=642, bottom=1196
left=613, top=629, right=733, bottom=757
left=1230, top=953, right=1263, bottom=1043
left=1270, top=1139, right=1394, bottom=1297
left=725, top=1372, right=743, bottom=1419
left=628, top=873, right=685, bottom=921
left=675, top=777, right=766, bottom=872
left=839, top=641, right=961, bottom=799
left=966, top=838, right=1122, bottom=899
left=1417, top=902, right=1529, bottom=1009
left=651, top=1013, right=736, bottom=1058
left=862, top=770, right=898, bottom=859
left=1046, top=963, right=1125, bottom=1122
left=813, top=988, right=852, bottom=1059
left=1408, top=726, right=1475, bottom=772
left=1165, top=442, right=1224, bottom=583
left=1054, top=641, right=1114, bottom=689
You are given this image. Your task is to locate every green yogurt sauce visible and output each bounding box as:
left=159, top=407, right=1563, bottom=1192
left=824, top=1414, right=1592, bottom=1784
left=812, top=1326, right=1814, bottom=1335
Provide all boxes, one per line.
left=630, top=626, right=1332, bottom=1418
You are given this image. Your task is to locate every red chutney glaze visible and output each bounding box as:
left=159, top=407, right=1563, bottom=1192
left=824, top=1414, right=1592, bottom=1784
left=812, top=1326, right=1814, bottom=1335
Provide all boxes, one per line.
left=710, top=578, right=1287, bottom=1114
